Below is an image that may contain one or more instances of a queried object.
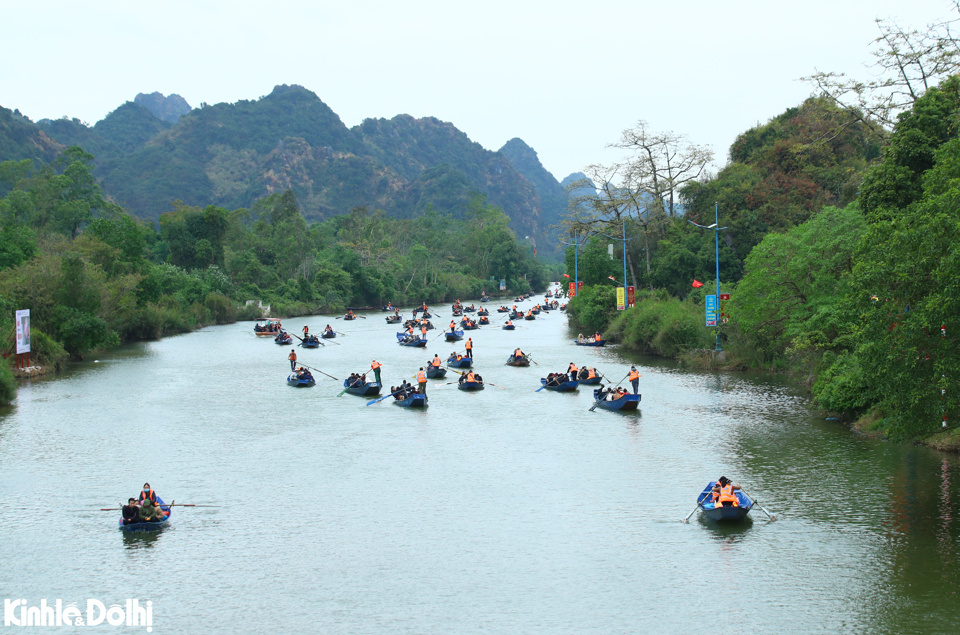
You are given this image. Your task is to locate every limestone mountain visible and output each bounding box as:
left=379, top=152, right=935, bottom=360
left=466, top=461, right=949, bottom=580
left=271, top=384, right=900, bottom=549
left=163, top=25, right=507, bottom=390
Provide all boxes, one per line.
left=134, top=92, right=191, bottom=123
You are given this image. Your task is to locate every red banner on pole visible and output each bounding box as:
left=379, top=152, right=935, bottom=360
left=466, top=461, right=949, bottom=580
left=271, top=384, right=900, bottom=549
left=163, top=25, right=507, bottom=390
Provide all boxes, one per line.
left=627, top=286, right=635, bottom=308
left=568, top=281, right=576, bottom=297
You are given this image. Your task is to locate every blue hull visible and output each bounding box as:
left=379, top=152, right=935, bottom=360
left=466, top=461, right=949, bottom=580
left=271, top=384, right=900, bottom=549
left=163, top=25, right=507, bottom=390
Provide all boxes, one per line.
left=119, top=496, right=171, bottom=531
left=541, top=378, right=579, bottom=392
left=321, top=332, right=336, bottom=338
left=579, top=375, right=602, bottom=385
left=300, top=341, right=321, bottom=348
left=344, top=380, right=382, bottom=396
left=592, top=389, right=640, bottom=411
left=574, top=339, right=606, bottom=347
left=447, top=357, right=473, bottom=369
left=445, top=330, right=464, bottom=341
left=287, top=374, right=317, bottom=387
left=426, top=366, right=447, bottom=379
left=502, top=324, right=515, bottom=330
left=396, top=332, right=427, bottom=347
left=696, top=482, right=753, bottom=522
left=458, top=381, right=484, bottom=391
left=394, top=393, right=427, bottom=407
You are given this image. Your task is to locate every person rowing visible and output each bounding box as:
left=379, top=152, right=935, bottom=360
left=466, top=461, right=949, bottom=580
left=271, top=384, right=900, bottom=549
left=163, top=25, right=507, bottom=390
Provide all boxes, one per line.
left=711, top=477, right=741, bottom=507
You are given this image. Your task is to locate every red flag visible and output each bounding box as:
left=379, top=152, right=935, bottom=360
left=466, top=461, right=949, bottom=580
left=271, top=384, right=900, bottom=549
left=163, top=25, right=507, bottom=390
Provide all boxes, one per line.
left=562, top=274, right=570, bottom=278
left=692, top=279, right=704, bottom=288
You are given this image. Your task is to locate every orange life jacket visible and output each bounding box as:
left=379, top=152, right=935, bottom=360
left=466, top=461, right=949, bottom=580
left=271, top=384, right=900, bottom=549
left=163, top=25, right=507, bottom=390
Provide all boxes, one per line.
left=628, top=370, right=640, bottom=381
left=586, top=368, right=596, bottom=379
left=466, top=372, right=476, bottom=382
left=569, top=363, right=578, bottom=373
left=465, top=340, right=472, bottom=350
left=371, top=360, right=381, bottom=370
left=288, top=351, right=296, bottom=361
left=417, top=370, right=427, bottom=383
left=717, top=484, right=738, bottom=506
left=139, top=489, right=157, bottom=504
left=432, top=357, right=441, bottom=367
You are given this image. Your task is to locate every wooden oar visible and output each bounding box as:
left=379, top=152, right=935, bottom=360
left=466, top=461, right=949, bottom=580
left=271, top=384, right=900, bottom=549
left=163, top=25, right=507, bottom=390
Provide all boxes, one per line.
left=98, top=503, right=221, bottom=511
left=294, top=362, right=338, bottom=381
left=366, top=389, right=404, bottom=405
left=739, top=489, right=777, bottom=521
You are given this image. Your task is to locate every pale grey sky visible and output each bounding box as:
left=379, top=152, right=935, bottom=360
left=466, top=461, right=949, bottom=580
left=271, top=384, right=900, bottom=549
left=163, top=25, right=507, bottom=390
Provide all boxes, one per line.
left=1, top=0, right=955, bottom=181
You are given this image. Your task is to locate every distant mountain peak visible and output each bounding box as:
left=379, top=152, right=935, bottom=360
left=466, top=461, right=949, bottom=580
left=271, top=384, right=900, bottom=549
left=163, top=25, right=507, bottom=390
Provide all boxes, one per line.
left=134, top=92, right=191, bottom=123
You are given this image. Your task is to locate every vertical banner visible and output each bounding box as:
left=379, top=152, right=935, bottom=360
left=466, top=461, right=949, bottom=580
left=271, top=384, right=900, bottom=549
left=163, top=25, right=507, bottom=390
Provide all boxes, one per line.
left=719, top=293, right=730, bottom=324
left=15, top=309, right=30, bottom=353
left=499, top=278, right=506, bottom=291
left=568, top=281, right=576, bottom=298
left=627, top=286, right=635, bottom=308
left=616, top=287, right=626, bottom=311
left=705, top=295, right=718, bottom=327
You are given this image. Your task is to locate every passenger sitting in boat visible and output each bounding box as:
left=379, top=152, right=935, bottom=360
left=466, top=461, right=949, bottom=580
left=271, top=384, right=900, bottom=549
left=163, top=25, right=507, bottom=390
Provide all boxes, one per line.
left=594, top=333, right=602, bottom=342
left=513, top=348, right=524, bottom=359
left=577, top=333, right=585, bottom=343
left=711, top=477, right=741, bottom=507
left=138, top=498, right=165, bottom=522
left=122, top=498, right=140, bottom=525
left=432, top=355, right=442, bottom=367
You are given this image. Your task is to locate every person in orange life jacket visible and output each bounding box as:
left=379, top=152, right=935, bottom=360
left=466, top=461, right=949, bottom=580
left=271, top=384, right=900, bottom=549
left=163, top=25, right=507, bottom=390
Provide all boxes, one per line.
left=138, top=483, right=158, bottom=505
left=465, top=338, right=473, bottom=358
left=711, top=476, right=741, bottom=507
left=568, top=362, right=578, bottom=382
left=449, top=321, right=457, bottom=332
left=628, top=366, right=641, bottom=394
left=431, top=355, right=442, bottom=367
left=594, top=332, right=602, bottom=342
left=417, top=368, right=428, bottom=397
left=513, top=348, right=524, bottom=360
left=421, top=324, right=428, bottom=339
left=303, top=325, right=309, bottom=336
left=288, top=349, right=297, bottom=371
left=371, top=360, right=382, bottom=384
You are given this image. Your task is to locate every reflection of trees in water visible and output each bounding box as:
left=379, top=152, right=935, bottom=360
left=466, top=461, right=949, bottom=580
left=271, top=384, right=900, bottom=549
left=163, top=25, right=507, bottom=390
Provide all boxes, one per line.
left=878, top=451, right=960, bottom=633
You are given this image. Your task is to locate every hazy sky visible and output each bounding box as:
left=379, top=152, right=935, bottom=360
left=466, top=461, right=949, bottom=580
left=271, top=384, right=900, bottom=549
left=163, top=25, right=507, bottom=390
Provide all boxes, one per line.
left=2, top=0, right=955, bottom=180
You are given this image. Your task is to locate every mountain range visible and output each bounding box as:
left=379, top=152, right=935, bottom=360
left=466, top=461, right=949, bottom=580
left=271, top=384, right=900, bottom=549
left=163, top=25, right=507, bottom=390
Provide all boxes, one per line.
left=0, top=85, right=580, bottom=259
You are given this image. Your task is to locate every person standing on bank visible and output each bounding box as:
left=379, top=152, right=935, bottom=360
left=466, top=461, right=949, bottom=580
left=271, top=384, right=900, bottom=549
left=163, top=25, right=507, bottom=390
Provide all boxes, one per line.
left=465, top=338, right=473, bottom=359
left=628, top=366, right=641, bottom=394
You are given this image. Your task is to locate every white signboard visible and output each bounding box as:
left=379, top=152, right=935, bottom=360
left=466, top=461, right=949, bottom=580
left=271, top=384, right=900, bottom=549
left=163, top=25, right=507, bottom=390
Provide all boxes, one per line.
left=15, top=309, right=30, bottom=354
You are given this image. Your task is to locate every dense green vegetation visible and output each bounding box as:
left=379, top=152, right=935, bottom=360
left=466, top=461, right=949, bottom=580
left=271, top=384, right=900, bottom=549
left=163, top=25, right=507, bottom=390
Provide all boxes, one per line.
left=567, top=76, right=960, bottom=442
left=0, top=147, right=550, bottom=395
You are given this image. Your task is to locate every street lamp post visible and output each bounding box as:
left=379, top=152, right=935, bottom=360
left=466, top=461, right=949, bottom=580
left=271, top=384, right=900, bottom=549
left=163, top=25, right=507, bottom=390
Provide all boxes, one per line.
left=688, top=203, right=726, bottom=352
left=559, top=231, right=591, bottom=296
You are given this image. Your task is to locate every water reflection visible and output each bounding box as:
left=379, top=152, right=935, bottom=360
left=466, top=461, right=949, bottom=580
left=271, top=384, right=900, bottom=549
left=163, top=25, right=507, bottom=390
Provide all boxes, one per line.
left=121, top=530, right=165, bottom=551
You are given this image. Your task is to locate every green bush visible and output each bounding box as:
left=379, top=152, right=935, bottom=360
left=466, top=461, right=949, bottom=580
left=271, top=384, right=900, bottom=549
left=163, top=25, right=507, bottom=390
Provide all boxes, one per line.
left=0, top=360, right=16, bottom=405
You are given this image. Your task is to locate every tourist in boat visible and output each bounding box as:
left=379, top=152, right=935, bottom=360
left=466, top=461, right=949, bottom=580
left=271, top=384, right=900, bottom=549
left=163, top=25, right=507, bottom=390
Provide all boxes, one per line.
left=432, top=355, right=442, bottom=367
left=711, top=477, right=741, bottom=507
left=465, top=338, right=473, bottom=359
left=594, top=332, right=602, bottom=342
left=513, top=348, right=524, bottom=360
left=628, top=366, right=641, bottom=394
left=288, top=349, right=297, bottom=371
left=577, top=333, right=585, bottom=344
left=122, top=498, right=140, bottom=525
left=568, top=362, right=578, bottom=382
left=505, top=319, right=513, bottom=327
left=138, top=497, right=165, bottom=522
left=138, top=483, right=158, bottom=505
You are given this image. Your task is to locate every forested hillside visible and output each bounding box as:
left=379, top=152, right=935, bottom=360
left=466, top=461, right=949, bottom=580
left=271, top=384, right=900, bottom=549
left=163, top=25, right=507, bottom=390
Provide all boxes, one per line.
left=0, top=85, right=572, bottom=260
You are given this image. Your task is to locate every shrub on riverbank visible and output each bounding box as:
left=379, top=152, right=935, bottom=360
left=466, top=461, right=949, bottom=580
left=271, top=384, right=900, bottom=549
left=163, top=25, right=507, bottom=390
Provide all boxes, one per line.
left=605, top=290, right=715, bottom=358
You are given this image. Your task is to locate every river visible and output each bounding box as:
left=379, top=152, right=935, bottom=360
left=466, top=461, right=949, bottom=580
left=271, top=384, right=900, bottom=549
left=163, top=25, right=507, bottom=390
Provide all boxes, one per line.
left=1, top=302, right=959, bottom=633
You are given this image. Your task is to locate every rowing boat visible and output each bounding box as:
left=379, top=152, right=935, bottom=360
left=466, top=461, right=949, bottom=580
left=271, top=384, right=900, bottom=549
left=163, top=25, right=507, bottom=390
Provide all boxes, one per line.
left=119, top=496, right=172, bottom=532
left=445, top=330, right=464, bottom=342
left=506, top=355, right=530, bottom=367
left=574, top=338, right=606, bottom=347
left=447, top=355, right=473, bottom=369
left=458, top=379, right=484, bottom=391
left=695, top=482, right=754, bottom=522
left=288, top=372, right=317, bottom=387
left=396, top=333, right=428, bottom=347
left=591, top=389, right=640, bottom=411
left=343, top=378, right=382, bottom=396
left=426, top=365, right=447, bottom=379
left=540, top=377, right=579, bottom=392
left=394, top=393, right=427, bottom=407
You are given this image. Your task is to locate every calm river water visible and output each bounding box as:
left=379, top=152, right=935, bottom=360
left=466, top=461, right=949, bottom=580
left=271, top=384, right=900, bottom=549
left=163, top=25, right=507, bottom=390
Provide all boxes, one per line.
left=2, top=300, right=960, bottom=633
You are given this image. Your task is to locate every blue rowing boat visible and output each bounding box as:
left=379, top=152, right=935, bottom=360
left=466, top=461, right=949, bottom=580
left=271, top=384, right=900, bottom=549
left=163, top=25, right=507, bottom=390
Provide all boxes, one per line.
left=502, top=324, right=516, bottom=330
left=540, top=377, right=579, bottom=392
left=275, top=332, right=293, bottom=345
left=695, top=482, right=754, bottom=522
left=426, top=365, right=447, bottom=379
left=396, top=332, right=427, bottom=347
left=445, top=329, right=464, bottom=342
left=394, top=393, right=427, bottom=407
left=447, top=355, right=472, bottom=368
left=288, top=372, right=316, bottom=387
left=321, top=329, right=336, bottom=338
left=574, top=338, right=606, bottom=347
left=591, top=388, right=640, bottom=411
left=343, top=378, right=382, bottom=396
left=458, top=379, right=484, bottom=391
left=119, top=496, right=172, bottom=532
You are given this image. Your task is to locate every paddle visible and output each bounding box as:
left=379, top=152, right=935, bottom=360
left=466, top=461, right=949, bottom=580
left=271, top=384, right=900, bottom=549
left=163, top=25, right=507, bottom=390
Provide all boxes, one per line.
left=682, top=503, right=704, bottom=523
left=366, top=389, right=404, bottom=405
left=98, top=503, right=221, bottom=511
left=293, top=362, right=339, bottom=381
left=739, top=488, right=777, bottom=521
